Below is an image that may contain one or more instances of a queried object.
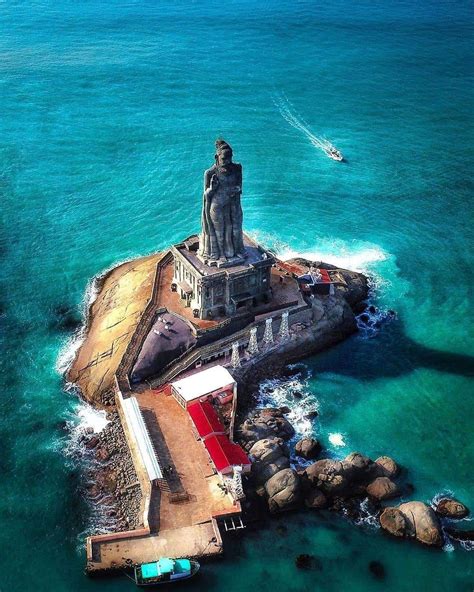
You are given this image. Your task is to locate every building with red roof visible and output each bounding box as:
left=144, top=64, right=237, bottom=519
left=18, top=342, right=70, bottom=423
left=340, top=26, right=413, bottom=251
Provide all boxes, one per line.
left=188, top=400, right=226, bottom=441
left=204, top=434, right=251, bottom=476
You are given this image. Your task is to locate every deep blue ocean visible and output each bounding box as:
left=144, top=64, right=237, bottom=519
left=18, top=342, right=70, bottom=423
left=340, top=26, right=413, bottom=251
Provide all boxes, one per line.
left=1, top=1, right=473, bottom=590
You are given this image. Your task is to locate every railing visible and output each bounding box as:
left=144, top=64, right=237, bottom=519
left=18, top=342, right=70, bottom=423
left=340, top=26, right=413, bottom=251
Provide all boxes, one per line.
left=115, top=251, right=173, bottom=394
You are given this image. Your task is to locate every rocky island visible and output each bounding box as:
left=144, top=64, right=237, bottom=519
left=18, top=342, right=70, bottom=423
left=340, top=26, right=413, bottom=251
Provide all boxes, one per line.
left=66, top=140, right=469, bottom=576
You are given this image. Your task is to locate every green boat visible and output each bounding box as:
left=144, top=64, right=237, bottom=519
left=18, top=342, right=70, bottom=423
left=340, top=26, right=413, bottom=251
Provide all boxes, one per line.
left=133, top=557, right=200, bottom=586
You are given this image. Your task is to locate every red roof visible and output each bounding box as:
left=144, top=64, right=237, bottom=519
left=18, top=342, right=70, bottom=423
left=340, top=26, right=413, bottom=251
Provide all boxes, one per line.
left=204, top=434, right=251, bottom=473
left=319, top=268, right=331, bottom=283
left=188, top=401, right=225, bottom=440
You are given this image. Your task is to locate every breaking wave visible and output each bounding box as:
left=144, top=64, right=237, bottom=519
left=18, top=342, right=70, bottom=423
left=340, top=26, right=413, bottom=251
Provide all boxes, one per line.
left=63, top=401, right=109, bottom=460
left=328, top=432, right=346, bottom=448
left=257, top=364, right=318, bottom=441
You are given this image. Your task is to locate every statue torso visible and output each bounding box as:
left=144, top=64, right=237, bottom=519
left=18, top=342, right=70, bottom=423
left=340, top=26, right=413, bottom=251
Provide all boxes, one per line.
left=206, top=163, right=241, bottom=207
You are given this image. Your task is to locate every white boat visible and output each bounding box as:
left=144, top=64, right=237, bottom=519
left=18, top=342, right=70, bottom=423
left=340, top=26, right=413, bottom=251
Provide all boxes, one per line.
left=324, top=146, right=343, bottom=161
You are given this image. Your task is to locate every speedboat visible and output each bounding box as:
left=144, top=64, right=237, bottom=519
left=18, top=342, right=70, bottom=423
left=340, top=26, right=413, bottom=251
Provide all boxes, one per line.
left=133, top=557, right=200, bottom=586
left=325, top=146, right=343, bottom=161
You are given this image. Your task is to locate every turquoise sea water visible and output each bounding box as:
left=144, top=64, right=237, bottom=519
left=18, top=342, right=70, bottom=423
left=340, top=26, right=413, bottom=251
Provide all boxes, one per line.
left=1, top=1, right=473, bottom=590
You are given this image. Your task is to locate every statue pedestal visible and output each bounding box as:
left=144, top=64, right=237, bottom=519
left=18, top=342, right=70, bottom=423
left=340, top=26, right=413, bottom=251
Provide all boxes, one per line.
left=197, top=254, right=247, bottom=269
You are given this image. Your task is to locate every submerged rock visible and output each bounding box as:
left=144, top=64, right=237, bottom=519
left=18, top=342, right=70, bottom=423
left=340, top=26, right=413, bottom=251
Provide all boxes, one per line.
left=265, top=468, right=301, bottom=513
left=295, top=554, right=321, bottom=570
left=368, top=560, right=386, bottom=580
left=295, top=437, right=321, bottom=460
left=445, top=527, right=474, bottom=543
left=434, top=497, right=469, bottom=519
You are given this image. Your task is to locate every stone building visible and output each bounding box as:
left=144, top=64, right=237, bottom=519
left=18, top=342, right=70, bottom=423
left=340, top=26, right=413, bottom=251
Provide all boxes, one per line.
left=171, top=233, right=274, bottom=319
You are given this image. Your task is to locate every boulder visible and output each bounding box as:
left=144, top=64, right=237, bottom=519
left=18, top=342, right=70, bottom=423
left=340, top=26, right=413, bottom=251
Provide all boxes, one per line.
left=304, top=488, right=328, bottom=509
left=374, top=456, right=399, bottom=478
left=379, top=507, right=407, bottom=538
left=341, top=452, right=375, bottom=483
left=265, top=468, right=301, bottom=513
left=249, top=438, right=290, bottom=487
left=434, top=497, right=469, bottom=519
left=239, top=408, right=295, bottom=449
left=381, top=502, right=442, bottom=547
left=295, top=438, right=321, bottom=460
left=304, top=459, right=348, bottom=496
left=399, top=501, right=442, bottom=547
left=366, top=477, right=400, bottom=501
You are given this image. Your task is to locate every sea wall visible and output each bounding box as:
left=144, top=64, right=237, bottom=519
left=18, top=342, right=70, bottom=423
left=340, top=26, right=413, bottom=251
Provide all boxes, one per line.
left=67, top=253, right=164, bottom=405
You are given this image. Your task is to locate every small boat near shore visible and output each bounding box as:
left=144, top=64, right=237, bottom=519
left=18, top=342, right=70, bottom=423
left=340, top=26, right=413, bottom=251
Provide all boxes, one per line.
left=133, top=557, right=200, bottom=586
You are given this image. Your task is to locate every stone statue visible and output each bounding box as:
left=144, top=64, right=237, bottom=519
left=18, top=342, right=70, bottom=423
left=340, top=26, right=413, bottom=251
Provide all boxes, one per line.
left=198, top=139, right=245, bottom=265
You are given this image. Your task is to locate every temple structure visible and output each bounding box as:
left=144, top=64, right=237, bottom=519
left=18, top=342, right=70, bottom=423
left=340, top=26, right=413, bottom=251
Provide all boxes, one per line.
left=171, top=140, right=274, bottom=319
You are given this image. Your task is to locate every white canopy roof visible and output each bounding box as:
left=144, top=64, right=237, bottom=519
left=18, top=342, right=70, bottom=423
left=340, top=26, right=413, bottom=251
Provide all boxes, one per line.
left=171, top=365, right=235, bottom=403
left=122, top=396, right=163, bottom=481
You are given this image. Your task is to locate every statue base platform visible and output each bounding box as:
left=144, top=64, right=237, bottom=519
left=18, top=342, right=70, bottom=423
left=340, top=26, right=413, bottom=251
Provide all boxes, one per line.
left=197, top=254, right=247, bottom=269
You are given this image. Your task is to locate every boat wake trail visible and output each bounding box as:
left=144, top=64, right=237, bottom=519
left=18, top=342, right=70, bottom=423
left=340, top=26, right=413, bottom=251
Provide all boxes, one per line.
left=273, top=92, right=342, bottom=159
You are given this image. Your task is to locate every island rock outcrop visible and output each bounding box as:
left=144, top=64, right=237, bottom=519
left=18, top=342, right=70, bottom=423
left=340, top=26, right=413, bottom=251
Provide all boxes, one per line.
left=380, top=501, right=443, bottom=547
left=434, top=497, right=469, bottom=519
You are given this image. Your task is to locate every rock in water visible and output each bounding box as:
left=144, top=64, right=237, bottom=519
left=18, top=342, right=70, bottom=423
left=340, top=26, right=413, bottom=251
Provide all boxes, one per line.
left=341, top=452, right=375, bottom=483
left=304, top=459, right=349, bottom=496
left=399, top=502, right=442, bottom=546
left=366, top=477, right=400, bottom=501
left=239, top=408, right=295, bottom=449
left=380, top=507, right=407, bottom=537
left=295, top=554, right=321, bottom=570
left=374, top=456, right=400, bottom=478
left=249, top=437, right=290, bottom=487
left=368, top=560, right=386, bottom=580
left=304, top=488, right=328, bottom=509
left=295, top=438, right=321, bottom=460
left=381, top=502, right=442, bottom=547
left=434, top=497, right=469, bottom=519
left=265, top=468, right=301, bottom=513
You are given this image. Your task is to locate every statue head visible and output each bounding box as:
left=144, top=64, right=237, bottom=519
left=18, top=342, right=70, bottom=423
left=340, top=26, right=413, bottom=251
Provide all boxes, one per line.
left=215, top=139, right=233, bottom=166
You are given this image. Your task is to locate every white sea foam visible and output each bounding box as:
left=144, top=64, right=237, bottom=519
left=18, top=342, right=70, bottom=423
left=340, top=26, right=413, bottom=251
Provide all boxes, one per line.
left=280, top=244, right=388, bottom=273
left=328, top=432, right=346, bottom=447
left=274, top=92, right=341, bottom=157
left=351, top=497, right=380, bottom=530
left=63, top=402, right=109, bottom=459
left=257, top=366, right=318, bottom=440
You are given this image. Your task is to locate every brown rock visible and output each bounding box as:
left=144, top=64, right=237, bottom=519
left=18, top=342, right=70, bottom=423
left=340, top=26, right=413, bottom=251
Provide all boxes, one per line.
left=265, top=468, right=301, bottom=513
left=342, top=452, right=375, bottom=483
left=240, top=409, right=295, bottom=448
left=380, top=507, right=407, bottom=537
left=366, top=477, right=400, bottom=501
left=85, top=436, right=100, bottom=449
left=304, top=459, right=348, bottom=496
left=295, top=438, right=321, bottom=460
left=434, top=497, right=469, bottom=519
left=249, top=437, right=290, bottom=487
left=394, top=502, right=443, bottom=547
left=374, top=456, right=399, bottom=478
left=304, top=488, right=327, bottom=509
